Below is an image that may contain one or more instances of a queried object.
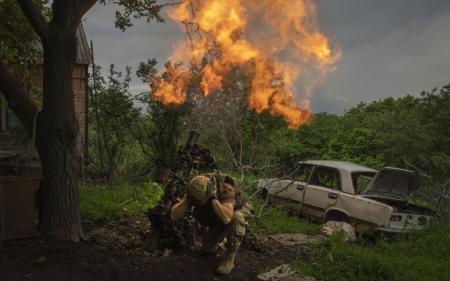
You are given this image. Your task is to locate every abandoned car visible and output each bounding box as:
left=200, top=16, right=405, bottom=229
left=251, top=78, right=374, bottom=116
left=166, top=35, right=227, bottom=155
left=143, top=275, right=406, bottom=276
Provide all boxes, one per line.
left=257, top=160, right=434, bottom=234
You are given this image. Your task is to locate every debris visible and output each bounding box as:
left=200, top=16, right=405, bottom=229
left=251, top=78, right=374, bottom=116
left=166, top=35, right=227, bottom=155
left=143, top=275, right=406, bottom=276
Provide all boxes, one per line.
left=36, top=256, right=46, bottom=263
left=257, top=264, right=318, bottom=281
left=257, top=264, right=298, bottom=281
left=320, top=221, right=356, bottom=242
left=243, top=228, right=271, bottom=252
left=268, top=234, right=325, bottom=247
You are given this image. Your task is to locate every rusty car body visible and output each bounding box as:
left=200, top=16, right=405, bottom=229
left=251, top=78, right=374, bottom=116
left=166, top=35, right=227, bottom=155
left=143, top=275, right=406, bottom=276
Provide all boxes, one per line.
left=257, top=160, right=433, bottom=234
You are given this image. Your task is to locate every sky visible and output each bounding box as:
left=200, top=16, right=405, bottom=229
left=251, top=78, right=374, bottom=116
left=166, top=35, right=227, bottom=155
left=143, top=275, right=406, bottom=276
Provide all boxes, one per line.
left=83, top=0, right=450, bottom=114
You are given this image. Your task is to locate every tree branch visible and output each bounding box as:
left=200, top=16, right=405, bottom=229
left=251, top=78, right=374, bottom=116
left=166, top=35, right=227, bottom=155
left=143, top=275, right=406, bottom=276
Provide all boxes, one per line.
left=0, top=55, right=39, bottom=134
left=79, top=0, right=98, bottom=16
left=17, top=0, right=49, bottom=41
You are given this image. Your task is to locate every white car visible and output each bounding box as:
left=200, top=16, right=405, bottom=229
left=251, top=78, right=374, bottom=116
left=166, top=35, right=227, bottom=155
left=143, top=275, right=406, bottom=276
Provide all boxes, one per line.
left=257, top=160, right=433, bottom=234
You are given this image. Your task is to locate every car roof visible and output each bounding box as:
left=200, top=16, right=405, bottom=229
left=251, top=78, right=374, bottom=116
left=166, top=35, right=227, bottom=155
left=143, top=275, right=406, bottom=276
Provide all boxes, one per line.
left=298, top=160, right=377, bottom=173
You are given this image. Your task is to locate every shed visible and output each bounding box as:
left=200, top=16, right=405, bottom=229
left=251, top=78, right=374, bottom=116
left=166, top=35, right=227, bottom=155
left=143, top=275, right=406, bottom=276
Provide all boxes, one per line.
left=0, top=23, right=92, bottom=164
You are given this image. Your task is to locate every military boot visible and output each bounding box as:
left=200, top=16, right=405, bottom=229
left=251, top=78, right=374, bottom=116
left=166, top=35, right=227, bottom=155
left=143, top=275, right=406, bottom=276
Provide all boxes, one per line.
left=216, top=240, right=240, bottom=275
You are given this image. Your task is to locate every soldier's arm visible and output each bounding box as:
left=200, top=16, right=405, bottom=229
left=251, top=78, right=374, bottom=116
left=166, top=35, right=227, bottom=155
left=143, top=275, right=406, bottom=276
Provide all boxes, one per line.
left=170, top=196, right=190, bottom=221
left=211, top=199, right=234, bottom=225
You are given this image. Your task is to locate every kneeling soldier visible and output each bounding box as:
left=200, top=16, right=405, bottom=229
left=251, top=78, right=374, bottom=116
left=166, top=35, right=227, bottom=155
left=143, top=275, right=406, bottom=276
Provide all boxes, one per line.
left=170, top=174, right=250, bottom=275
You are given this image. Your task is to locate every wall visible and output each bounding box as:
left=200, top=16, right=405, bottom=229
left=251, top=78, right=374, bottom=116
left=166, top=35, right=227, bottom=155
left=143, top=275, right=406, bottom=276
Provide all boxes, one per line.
left=0, top=65, right=88, bottom=164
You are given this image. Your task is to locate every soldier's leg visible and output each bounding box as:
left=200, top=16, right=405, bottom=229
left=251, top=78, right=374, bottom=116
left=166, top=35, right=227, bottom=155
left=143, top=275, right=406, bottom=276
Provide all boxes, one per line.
left=216, top=210, right=247, bottom=275
left=202, top=224, right=226, bottom=253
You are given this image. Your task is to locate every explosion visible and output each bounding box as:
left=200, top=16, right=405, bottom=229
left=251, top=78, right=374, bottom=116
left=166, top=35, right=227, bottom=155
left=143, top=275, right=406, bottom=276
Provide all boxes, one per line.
left=153, top=0, right=340, bottom=128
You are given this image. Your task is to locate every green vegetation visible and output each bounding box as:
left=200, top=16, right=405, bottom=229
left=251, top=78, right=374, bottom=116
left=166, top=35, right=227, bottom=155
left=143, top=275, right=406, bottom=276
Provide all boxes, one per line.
left=80, top=63, right=450, bottom=280
left=80, top=181, right=163, bottom=220
left=78, top=178, right=449, bottom=281
left=85, top=73, right=450, bottom=184
left=296, top=221, right=450, bottom=281
left=249, top=198, right=320, bottom=235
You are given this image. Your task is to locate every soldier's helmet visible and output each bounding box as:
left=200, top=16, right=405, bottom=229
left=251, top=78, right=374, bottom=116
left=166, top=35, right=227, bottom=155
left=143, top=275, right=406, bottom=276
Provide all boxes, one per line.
left=186, top=175, right=210, bottom=204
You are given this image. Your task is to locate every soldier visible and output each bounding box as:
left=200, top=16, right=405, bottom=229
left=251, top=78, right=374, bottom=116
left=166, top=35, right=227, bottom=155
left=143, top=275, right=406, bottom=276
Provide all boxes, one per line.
left=170, top=173, right=251, bottom=275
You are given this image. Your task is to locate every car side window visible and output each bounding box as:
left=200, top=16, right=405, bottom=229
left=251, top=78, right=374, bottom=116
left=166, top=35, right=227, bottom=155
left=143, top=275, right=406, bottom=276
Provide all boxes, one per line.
left=309, top=166, right=341, bottom=190
left=297, top=164, right=313, bottom=182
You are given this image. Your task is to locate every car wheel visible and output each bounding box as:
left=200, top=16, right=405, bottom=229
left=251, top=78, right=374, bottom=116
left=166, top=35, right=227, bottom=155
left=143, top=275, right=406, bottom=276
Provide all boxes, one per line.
left=325, top=211, right=349, bottom=223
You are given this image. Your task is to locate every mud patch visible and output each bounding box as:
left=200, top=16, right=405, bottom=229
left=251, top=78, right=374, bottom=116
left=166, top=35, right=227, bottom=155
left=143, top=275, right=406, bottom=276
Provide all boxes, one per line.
left=1, top=217, right=308, bottom=281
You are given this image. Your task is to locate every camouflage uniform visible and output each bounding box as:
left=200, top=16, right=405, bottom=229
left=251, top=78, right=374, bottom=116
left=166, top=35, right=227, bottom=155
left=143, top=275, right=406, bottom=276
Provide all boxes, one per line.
left=191, top=176, right=252, bottom=275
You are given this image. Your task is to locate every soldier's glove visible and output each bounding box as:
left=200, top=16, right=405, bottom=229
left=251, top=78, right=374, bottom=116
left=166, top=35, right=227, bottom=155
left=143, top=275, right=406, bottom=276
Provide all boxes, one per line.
left=205, top=178, right=218, bottom=203
left=209, top=193, right=217, bottom=201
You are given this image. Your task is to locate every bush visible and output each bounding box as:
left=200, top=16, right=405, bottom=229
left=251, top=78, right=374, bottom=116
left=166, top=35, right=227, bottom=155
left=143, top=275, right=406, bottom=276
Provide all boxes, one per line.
left=80, top=181, right=163, bottom=220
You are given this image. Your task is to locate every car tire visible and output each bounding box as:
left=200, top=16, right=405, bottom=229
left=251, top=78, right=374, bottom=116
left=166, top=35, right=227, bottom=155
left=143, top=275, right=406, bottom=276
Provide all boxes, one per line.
left=325, top=211, right=349, bottom=223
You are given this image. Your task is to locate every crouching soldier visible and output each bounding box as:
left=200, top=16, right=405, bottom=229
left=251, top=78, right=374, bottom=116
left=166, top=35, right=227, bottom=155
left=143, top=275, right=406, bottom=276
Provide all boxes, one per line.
left=170, top=173, right=251, bottom=275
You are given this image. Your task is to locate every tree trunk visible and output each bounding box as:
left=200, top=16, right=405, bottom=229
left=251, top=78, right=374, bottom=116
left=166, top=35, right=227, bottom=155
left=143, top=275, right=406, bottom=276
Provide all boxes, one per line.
left=35, top=25, right=82, bottom=240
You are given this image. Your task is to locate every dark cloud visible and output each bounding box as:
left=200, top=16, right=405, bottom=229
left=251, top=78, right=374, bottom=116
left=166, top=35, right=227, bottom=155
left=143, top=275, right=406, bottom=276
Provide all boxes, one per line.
left=83, top=1, right=450, bottom=114
left=316, top=1, right=450, bottom=112
left=84, top=3, right=181, bottom=72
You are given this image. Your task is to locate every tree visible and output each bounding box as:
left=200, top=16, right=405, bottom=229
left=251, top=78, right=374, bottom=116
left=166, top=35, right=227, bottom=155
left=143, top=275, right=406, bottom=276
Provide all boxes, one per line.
left=418, top=84, right=450, bottom=179
left=0, top=0, right=165, bottom=240
left=133, top=59, right=184, bottom=171
left=88, top=64, right=139, bottom=180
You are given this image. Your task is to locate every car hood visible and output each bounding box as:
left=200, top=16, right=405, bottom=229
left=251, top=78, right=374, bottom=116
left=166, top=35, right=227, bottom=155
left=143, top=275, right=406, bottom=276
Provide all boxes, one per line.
left=362, top=168, right=420, bottom=201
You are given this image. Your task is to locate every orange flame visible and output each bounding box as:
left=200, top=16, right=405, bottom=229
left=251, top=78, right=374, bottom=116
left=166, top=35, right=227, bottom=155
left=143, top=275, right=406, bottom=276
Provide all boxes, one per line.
left=154, top=0, right=340, bottom=128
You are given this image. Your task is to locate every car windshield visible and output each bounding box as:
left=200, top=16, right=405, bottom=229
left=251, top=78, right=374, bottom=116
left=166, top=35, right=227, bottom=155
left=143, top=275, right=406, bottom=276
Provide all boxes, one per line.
left=352, top=172, right=376, bottom=194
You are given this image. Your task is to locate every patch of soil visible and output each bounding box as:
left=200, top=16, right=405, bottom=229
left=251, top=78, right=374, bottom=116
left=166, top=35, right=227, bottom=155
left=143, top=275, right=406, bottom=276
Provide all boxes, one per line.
left=0, top=217, right=309, bottom=281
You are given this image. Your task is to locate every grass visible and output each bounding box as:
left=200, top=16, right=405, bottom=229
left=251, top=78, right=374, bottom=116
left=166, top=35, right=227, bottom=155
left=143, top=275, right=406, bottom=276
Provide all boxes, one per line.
left=249, top=197, right=321, bottom=235
left=241, top=175, right=320, bottom=235
left=294, top=221, right=450, bottom=281
left=79, top=181, right=163, bottom=220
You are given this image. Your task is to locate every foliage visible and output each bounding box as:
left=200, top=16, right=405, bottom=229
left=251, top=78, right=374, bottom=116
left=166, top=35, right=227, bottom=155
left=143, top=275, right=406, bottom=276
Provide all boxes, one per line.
left=87, top=59, right=186, bottom=179
left=99, top=0, right=165, bottom=31
left=80, top=181, right=163, bottom=220
left=251, top=84, right=450, bottom=181
left=132, top=60, right=185, bottom=170
left=88, top=64, right=141, bottom=180
left=0, top=0, right=47, bottom=74
left=297, top=221, right=450, bottom=281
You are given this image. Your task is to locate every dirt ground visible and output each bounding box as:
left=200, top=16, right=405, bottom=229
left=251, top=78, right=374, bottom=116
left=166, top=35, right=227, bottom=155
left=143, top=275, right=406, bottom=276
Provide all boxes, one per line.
left=0, top=218, right=308, bottom=281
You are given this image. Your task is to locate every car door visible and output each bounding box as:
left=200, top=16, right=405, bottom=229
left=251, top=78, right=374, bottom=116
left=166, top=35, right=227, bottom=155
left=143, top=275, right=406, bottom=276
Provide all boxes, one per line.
left=269, top=164, right=313, bottom=213
left=269, top=164, right=312, bottom=212
left=301, top=166, right=341, bottom=219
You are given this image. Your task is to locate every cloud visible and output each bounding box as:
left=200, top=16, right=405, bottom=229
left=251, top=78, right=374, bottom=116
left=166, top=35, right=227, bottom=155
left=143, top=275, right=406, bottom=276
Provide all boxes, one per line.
left=84, top=3, right=181, bottom=72
left=316, top=13, right=450, bottom=113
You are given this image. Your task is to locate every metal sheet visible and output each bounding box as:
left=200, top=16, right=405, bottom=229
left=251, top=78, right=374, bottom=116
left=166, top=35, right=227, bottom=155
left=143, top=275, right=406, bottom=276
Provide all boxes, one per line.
left=0, top=176, right=40, bottom=240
